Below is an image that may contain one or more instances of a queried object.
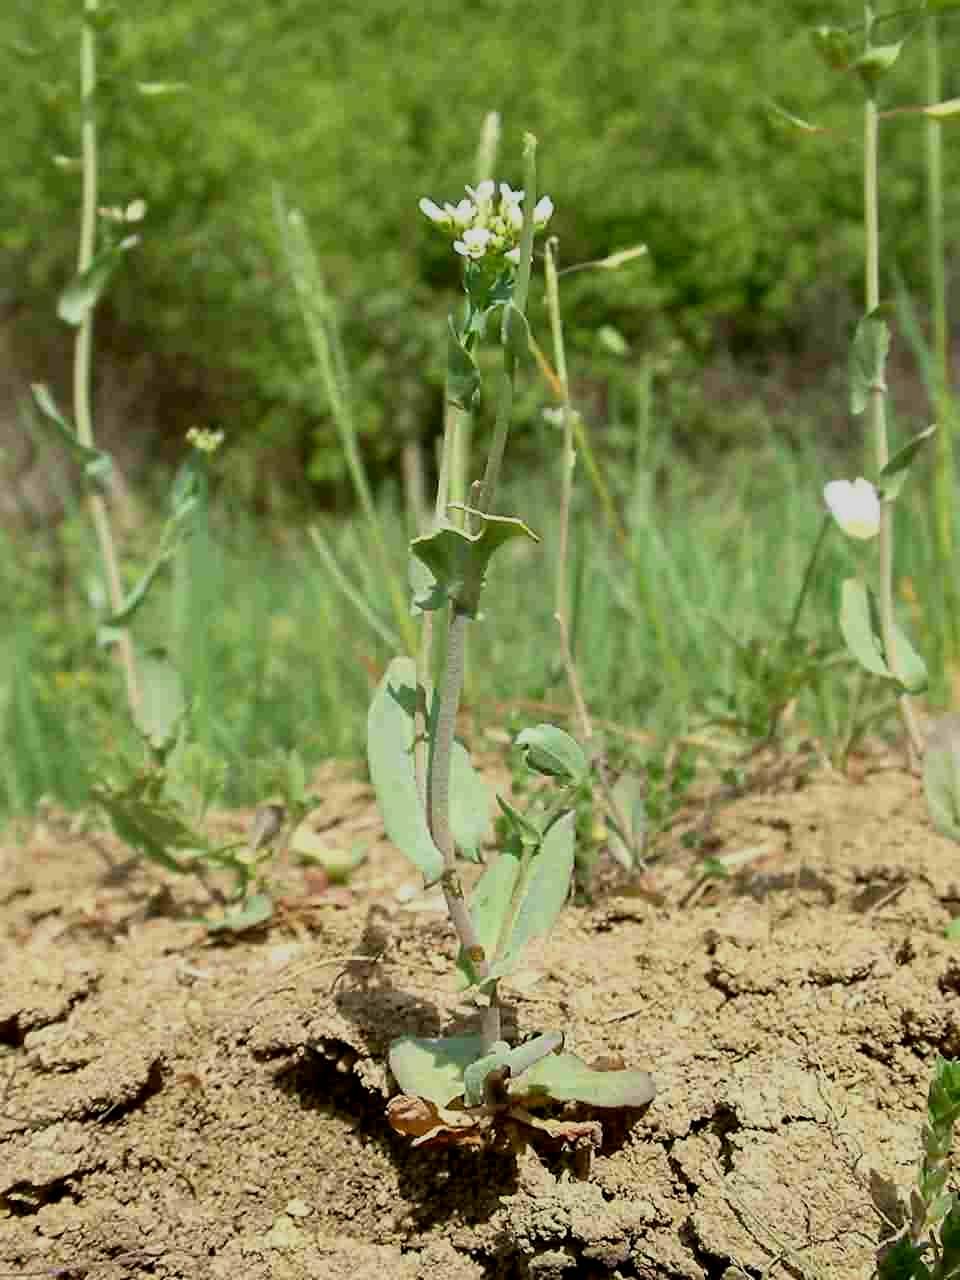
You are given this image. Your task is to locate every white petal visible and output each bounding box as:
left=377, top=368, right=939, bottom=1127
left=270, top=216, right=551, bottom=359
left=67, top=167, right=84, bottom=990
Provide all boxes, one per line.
left=419, top=197, right=450, bottom=225
left=823, top=477, right=880, bottom=539
left=471, top=179, right=495, bottom=202
left=533, top=195, right=554, bottom=227
left=505, top=246, right=521, bottom=265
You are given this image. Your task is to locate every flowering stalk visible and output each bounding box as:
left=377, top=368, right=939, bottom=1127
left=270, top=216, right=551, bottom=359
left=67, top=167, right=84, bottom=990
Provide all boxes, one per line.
left=862, top=19, right=923, bottom=762
left=76, top=0, right=141, bottom=717
left=420, top=135, right=549, bottom=1051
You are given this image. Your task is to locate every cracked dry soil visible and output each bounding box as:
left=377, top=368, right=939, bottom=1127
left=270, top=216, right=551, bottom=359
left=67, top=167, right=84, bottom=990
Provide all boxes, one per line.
left=3, top=758, right=960, bottom=1279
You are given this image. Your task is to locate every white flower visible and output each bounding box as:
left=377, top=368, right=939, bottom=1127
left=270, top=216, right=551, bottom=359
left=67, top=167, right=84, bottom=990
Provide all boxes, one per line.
left=533, top=195, right=554, bottom=228
left=453, top=227, right=493, bottom=259
left=124, top=198, right=147, bottom=223
left=505, top=246, right=522, bottom=265
left=419, top=196, right=451, bottom=226
left=499, top=183, right=524, bottom=205
left=823, top=477, right=881, bottom=539
left=504, top=201, right=524, bottom=232
left=468, top=179, right=496, bottom=204
left=448, top=198, right=476, bottom=228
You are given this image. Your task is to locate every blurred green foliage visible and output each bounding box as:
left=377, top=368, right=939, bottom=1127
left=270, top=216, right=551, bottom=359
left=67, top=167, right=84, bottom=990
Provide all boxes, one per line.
left=1, top=0, right=956, bottom=487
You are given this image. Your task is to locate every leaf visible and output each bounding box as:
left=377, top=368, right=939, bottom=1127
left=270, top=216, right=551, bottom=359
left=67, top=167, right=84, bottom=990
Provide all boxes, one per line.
left=839, top=579, right=890, bottom=680
left=449, top=739, right=491, bottom=861
left=205, top=893, right=274, bottom=933
left=291, top=828, right=366, bottom=882
left=447, top=319, right=480, bottom=410
left=30, top=383, right=112, bottom=488
left=57, top=237, right=139, bottom=326
left=924, top=97, right=960, bottom=120
left=136, top=81, right=189, bottom=95
left=388, top=1033, right=484, bottom=1107
left=93, top=770, right=209, bottom=874
left=133, top=652, right=186, bottom=751
left=764, top=100, right=824, bottom=135
left=889, top=621, right=928, bottom=695
left=456, top=846, right=521, bottom=988
left=487, top=810, right=576, bottom=983
left=927, top=0, right=960, bottom=12
left=385, top=1094, right=482, bottom=1146
left=463, top=1033, right=566, bottom=1106
left=810, top=25, right=855, bottom=72
left=366, top=657, right=444, bottom=884
left=514, top=724, right=588, bottom=784
left=410, top=514, right=539, bottom=618
left=501, top=302, right=531, bottom=363
left=924, top=715, right=960, bottom=843
left=607, top=772, right=647, bottom=870
left=850, top=309, right=890, bottom=416
left=496, top=794, right=543, bottom=848
left=878, top=425, right=937, bottom=500
left=510, top=1050, right=656, bottom=1108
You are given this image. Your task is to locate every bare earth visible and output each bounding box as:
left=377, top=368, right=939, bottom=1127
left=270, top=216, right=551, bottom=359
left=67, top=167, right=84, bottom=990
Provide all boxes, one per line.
left=2, top=755, right=959, bottom=1280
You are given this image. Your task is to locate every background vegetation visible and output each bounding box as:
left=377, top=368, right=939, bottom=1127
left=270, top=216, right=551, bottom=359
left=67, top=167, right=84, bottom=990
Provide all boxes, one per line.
left=0, top=0, right=957, bottom=819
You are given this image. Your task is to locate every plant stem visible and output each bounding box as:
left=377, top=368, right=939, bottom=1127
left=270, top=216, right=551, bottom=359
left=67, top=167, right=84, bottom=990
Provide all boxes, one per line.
left=76, top=0, right=140, bottom=717
left=428, top=135, right=539, bottom=1053
left=784, top=514, right=831, bottom=652
left=864, top=81, right=923, bottom=764
left=925, top=15, right=959, bottom=669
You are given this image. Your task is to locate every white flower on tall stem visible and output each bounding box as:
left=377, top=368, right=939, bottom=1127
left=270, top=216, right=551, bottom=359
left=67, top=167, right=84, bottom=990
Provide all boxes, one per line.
left=823, top=477, right=881, bottom=540
left=419, top=180, right=554, bottom=267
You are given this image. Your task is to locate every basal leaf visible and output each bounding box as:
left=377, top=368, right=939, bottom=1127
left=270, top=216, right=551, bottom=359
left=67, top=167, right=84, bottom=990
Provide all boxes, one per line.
left=388, top=1033, right=484, bottom=1107
left=510, top=1049, right=656, bottom=1108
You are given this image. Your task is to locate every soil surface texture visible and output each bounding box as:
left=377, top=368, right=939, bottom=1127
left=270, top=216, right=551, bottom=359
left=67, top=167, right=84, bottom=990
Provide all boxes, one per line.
left=2, top=754, right=959, bottom=1279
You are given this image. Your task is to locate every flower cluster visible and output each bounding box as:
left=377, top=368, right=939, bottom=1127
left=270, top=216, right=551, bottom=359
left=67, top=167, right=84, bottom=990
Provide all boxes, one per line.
left=419, top=181, right=553, bottom=265
left=187, top=426, right=225, bottom=454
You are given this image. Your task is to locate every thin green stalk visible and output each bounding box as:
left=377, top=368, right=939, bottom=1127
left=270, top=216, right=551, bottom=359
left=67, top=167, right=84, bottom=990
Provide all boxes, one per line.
left=925, top=15, right=959, bottom=666
left=783, top=514, right=831, bottom=652
left=275, top=191, right=417, bottom=655
left=544, top=236, right=642, bottom=866
left=76, top=0, right=140, bottom=716
left=864, top=74, right=923, bottom=762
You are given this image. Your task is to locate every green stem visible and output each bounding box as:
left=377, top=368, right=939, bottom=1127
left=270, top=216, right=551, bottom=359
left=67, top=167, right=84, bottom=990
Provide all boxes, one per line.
left=864, top=82, right=923, bottom=763
left=76, top=0, right=140, bottom=717
left=926, top=15, right=958, bottom=669
left=784, top=514, right=831, bottom=652
left=428, top=135, right=539, bottom=1053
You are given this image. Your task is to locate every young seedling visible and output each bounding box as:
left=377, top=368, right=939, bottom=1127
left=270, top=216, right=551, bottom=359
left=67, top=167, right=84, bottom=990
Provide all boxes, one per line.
left=26, top=5, right=288, bottom=932
left=367, top=139, right=655, bottom=1158
left=878, top=1055, right=960, bottom=1278
left=772, top=6, right=960, bottom=768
